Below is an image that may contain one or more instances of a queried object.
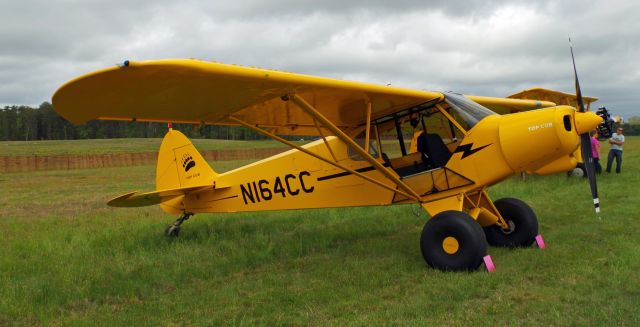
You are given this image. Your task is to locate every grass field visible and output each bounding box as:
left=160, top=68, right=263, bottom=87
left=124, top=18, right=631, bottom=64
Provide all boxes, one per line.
left=0, top=138, right=300, bottom=156
left=1, top=138, right=639, bottom=325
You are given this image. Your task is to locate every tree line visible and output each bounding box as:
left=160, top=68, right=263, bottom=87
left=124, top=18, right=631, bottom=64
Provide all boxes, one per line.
left=1, top=102, right=638, bottom=141
left=0, top=102, right=266, bottom=141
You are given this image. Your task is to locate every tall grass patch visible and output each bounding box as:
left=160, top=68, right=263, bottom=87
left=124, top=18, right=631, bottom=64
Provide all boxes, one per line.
left=0, top=138, right=638, bottom=325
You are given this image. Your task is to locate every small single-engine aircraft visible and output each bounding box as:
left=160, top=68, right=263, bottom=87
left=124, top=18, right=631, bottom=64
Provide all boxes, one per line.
left=52, top=46, right=607, bottom=271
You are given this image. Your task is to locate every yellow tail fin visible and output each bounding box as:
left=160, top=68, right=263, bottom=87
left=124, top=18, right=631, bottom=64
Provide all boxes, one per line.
left=156, top=128, right=217, bottom=213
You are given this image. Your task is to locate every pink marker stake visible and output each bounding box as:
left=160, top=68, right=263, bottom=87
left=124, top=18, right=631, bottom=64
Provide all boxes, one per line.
left=483, top=255, right=496, bottom=273
left=535, top=234, right=545, bottom=249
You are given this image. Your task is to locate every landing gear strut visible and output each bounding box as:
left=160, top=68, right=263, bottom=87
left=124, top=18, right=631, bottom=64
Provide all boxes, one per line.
left=165, top=212, right=193, bottom=237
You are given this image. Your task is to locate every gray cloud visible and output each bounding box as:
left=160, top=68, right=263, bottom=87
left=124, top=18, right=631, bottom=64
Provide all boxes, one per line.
left=1, top=0, right=638, bottom=118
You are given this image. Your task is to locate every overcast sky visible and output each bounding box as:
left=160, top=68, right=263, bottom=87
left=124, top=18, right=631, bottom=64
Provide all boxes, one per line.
left=1, top=0, right=638, bottom=118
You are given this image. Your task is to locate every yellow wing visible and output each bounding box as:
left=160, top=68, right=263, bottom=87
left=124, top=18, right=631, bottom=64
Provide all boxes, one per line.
left=53, top=59, right=444, bottom=135
left=467, top=95, right=556, bottom=114
left=53, top=59, right=569, bottom=134
left=468, top=87, right=600, bottom=115
left=507, top=87, right=598, bottom=110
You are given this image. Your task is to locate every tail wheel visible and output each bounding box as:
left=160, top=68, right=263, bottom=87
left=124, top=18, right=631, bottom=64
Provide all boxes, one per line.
left=483, top=198, right=538, bottom=247
left=420, top=210, right=487, bottom=271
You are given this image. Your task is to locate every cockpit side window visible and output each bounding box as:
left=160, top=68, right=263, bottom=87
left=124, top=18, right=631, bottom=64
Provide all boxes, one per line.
left=422, top=109, right=459, bottom=144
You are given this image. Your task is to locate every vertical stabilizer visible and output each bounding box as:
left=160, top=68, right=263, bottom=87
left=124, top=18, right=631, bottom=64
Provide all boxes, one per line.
left=156, top=128, right=217, bottom=213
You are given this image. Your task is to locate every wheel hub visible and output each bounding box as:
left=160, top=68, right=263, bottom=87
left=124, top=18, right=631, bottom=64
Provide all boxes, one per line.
left=442, top=236, right=460, bottom=254
left=500, top=220, right=516, bottom=235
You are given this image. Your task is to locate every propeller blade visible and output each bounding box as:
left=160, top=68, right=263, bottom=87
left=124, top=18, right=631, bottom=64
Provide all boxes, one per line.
left=570, top=38, right=600, bottom=214
left=580, top=133, right=600, bottom=214
left=569, top=37, right=586, bottom=113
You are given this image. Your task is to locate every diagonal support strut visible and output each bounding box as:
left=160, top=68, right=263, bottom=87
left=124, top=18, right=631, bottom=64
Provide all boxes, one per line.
left=228, top=116, right=419, bottom=201
left=287, top=94, right=423, bottom=202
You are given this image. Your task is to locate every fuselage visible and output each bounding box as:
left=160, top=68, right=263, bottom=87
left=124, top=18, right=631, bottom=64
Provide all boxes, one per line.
left=179, top=105, right=601, bottom=215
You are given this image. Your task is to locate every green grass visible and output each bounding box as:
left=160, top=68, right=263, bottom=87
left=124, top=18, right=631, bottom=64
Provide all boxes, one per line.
left=0, top=138, right=299, bottom=156
left=0, top=138, right=639, bottom=325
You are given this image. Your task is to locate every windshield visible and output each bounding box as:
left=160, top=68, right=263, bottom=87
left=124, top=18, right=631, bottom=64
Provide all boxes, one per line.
left=444, top=92, right=497, bottom=129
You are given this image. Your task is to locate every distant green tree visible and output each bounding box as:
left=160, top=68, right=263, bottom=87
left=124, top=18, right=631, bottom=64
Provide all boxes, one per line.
left=0, top=102, right=269, bottom=141
left=627, top=116, right=640, bottom=125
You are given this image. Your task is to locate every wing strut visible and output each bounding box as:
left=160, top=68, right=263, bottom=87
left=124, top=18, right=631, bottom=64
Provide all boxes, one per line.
left=228, top=115, right=420, bottom=201
left=312, top=117, right=338, bottom=162
left=364, top=101, right=372, bottom=153
left=287, top=94, right=423, bottom=202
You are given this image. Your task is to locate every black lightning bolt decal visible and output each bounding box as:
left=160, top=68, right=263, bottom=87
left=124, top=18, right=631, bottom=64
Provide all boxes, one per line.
left=454, top=143, right=492, bottom=159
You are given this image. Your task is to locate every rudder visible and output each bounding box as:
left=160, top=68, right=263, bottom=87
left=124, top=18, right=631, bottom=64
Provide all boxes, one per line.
left=156, top=128, right=217, bottom=213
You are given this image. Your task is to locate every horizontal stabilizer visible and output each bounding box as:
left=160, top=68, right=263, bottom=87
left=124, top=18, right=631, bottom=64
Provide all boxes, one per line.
left=108, top=184, right=219, bottom=208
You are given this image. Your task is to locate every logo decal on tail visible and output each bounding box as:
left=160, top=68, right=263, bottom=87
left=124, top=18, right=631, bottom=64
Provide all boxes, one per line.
left=181, top=153, right=196, bottom=172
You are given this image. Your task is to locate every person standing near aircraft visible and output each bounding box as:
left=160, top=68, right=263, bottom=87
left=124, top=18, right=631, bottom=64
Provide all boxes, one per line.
left=590, top=131, right=602, bottom=174
left=606, top=127, right=625, bottom=173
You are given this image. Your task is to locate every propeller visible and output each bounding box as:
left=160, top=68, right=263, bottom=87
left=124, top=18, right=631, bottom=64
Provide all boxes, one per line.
left=570, top=38, right=600, bottom=214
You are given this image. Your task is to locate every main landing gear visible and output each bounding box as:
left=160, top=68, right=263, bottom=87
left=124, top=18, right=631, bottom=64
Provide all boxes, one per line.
left=420, top=210, right=487, bottom=271
left=419, top=197, right=539, bottom=271
left=165, top=212, right=193, bottom=237
left=482, top=198, right=538, bottom=247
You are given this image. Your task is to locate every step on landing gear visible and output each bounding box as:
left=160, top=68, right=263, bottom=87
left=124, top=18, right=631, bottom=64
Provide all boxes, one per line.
left=165, top=212, right=193, bottom=237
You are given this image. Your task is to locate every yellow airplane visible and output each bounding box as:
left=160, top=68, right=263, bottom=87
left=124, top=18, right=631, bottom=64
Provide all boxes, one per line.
left=52, top=52, right=606, bottom=271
